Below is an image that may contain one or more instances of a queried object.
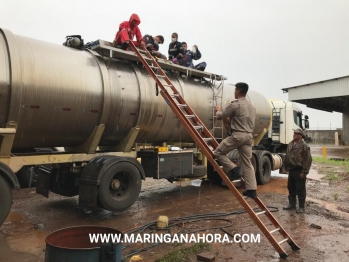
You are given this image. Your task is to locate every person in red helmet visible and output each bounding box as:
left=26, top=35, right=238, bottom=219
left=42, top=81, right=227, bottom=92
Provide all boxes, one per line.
left=114, top=14, right=145, bottom=50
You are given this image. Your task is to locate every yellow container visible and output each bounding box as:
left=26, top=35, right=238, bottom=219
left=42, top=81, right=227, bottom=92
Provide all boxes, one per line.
left=157, top=147, right=168, bottom=152
left=157, top=216, right=169, bottom=228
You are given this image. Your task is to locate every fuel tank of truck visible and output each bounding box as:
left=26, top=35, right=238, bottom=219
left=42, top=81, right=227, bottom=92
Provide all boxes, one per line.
left=0, top=28, right=271, bottom=149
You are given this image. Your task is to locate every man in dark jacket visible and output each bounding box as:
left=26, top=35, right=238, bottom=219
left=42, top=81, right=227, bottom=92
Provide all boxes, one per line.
left=114, top=13, right=145, bottom=50
left=168, top=32, right=185, bottom=63
left=143, top=34, right=166, bottom=59
left=283, top=128, right=312, bottom=213
left=180, top=42, right=202, bottom=68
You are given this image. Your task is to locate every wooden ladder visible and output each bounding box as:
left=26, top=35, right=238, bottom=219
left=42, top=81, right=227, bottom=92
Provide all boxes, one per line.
left=128, top=41, right=300, bottom=258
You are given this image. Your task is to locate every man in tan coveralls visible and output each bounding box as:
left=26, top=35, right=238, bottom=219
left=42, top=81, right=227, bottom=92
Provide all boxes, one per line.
left=213, top=82, right=257, bottom=198
left=283, top=128, right=312, bottom=213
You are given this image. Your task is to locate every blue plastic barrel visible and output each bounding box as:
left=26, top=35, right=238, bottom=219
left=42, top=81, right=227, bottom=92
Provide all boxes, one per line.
left=45, top=226, right=122, bottom=262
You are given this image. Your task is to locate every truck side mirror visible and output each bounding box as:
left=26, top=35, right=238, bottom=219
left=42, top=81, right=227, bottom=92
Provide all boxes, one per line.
left=304, top=120, right=309, bottom=129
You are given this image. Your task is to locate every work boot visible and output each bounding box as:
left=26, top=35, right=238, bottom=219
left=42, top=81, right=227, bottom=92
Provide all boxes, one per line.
left=227, top=167, right=242, bottom=181
left=121, top=41, right=129, bottom=50
left=283, top=196, right=296, bottom=210
left=296, top=199, right=305, bottom=213
left=242, top=190, right=257, bottom=199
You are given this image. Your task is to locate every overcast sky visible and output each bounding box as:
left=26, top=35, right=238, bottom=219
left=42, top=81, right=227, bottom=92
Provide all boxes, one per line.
left=1, top=0, right=349, bottom=130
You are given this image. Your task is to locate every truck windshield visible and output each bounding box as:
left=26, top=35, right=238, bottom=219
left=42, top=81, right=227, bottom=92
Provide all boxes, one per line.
left=293, top=111, right=303, bottom=128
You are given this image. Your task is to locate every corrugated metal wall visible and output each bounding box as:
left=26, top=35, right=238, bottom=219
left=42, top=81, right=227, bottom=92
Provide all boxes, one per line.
left=286, top=76, right=349, bottom=100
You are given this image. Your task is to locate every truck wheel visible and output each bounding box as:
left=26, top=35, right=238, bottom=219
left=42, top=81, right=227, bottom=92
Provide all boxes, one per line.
left=98, top=162, right=141, bottom=211
left=0, top=176, right=12, bottom=225
left=17, top=166, right=36, bottom=188
left=257, top=156, right=271, bottom=185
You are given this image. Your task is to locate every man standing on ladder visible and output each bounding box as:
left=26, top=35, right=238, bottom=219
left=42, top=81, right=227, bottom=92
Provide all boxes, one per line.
left=213, top=82, right=258, bottom=198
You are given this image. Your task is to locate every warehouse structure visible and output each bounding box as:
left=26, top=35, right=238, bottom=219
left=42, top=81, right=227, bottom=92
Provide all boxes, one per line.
left=282, top=75, right=349, bottom=145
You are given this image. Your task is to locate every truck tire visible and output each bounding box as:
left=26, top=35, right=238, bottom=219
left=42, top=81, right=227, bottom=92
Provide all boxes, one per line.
left=257, top=156, right=271, bottom=185
left=98, top=162, right=141, bottom=211
left=0, top=176, right=12, bottom=225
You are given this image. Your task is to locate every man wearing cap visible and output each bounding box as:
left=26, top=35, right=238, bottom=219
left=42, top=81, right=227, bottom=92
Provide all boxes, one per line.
left=283, top=128, right=312, bottom=213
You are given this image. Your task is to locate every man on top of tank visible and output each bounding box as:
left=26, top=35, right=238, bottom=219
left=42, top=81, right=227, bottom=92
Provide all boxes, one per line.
left=114, top=13, right=145, bottom=51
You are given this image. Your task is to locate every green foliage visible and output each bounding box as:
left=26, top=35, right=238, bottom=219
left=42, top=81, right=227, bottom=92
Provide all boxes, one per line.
left=333, top=193, right=339, bottom=200
left=325, top=172, right=342, bottom=181
left=313, top=157, right=349, bottom=167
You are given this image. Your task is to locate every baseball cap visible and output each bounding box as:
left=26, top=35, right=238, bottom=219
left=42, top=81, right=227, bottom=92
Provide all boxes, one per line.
left=293, top=128, right=306, bottom=137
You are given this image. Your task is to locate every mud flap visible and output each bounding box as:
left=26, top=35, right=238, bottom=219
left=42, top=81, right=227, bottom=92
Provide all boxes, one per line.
left=36, top=167, right=51, bottom=198
left=79, top=184, right=98, bottom=209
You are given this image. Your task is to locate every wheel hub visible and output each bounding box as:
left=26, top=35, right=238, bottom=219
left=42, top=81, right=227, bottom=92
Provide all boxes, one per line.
left=110, top=179, right=121, bottom=190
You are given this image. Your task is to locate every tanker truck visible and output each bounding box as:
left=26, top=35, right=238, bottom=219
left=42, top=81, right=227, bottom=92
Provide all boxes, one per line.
left=0, top=28, right=308, bottom=225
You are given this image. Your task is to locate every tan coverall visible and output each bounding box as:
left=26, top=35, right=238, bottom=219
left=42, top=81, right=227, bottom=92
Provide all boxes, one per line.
left=213, top=97, right=257, bottom=190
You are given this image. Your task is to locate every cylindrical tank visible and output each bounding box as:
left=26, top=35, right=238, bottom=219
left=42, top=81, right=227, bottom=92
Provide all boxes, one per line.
left=45, top=226, right=122, bottom=262
left=0, top=28, right=271, bottom=149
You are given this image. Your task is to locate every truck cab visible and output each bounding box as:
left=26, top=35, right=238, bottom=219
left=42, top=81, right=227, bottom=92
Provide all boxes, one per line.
left=258, top=100, right=309, bottom=153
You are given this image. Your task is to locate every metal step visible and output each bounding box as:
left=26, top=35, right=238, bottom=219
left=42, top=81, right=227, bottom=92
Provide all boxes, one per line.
left=256, top=211, right=267, bottom=216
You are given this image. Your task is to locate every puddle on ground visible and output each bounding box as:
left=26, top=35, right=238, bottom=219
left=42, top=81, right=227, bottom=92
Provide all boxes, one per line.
left=258, top=177, right=288, bottom=195
left=1, top=211, right=47, bottom=258
left=271, top=170, right=288, bottom=178
left=310, top=145, right=349, bottom=159
left=3, top=212, right=27, bottom=224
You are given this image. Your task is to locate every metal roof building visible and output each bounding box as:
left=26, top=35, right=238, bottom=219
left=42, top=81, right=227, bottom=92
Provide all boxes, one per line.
left=282, top=75, right=349, bottom=144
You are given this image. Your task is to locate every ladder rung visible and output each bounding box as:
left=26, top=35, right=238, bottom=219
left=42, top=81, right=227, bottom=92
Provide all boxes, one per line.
left=193, top=125, right=203, bottom=130
left=269, top=228, right=280, bottom=234
left=171, top=94, right=180, bottom=97
left=177, top=104, right=187, bottom=108
left=164, top=84, right=173, bottom=87
left=202, top=137, right=212, bottom=142
left=156, top=74, right=165, bottom=78
left=278, top=238, right=289, bottom=245
left=256, top=211, right=267, bottom=216
left=150, top=66, right=158, bottom=69
left=185, top=115, right=195, bottom=118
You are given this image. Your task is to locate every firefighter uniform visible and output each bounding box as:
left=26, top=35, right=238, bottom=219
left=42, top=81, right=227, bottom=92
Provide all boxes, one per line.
left=168, top=41, right=185, bottom=61
left=284, top=133, right=312, bottom=212
left=213, top=97, right=257, bottom=190
left=180, top=48, right=202, bottom=68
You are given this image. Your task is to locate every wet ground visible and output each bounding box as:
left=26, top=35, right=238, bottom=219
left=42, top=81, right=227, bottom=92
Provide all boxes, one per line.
left=1, top=145, right=349, bottom=261
left=310, top=145, right=349, bottom=160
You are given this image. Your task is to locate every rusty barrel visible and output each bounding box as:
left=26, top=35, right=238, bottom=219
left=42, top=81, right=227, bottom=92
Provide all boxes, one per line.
left=45, top=226, right=123, bottom=262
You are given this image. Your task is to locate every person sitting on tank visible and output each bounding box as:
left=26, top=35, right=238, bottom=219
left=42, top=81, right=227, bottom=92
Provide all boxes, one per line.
left=181, top=41, right=207, bottom=71
left=168, top=32, right=185, bottom=64
left=179, top=42, right=202, bottom=68
left=113, top=13, right=145, bottom=51
left=143, top=34, right=167, bottom=59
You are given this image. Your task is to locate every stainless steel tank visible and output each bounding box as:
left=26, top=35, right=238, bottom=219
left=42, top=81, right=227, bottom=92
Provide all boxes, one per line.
left=0, top=28, right=271, bottom=149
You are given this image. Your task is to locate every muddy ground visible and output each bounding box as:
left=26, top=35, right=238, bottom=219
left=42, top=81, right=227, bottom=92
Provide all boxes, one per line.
left=1, top=145, right=349, bottom=262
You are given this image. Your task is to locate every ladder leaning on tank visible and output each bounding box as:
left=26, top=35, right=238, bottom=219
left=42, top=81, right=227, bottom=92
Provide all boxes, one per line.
left=125, top=41, right=300, bottom=258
